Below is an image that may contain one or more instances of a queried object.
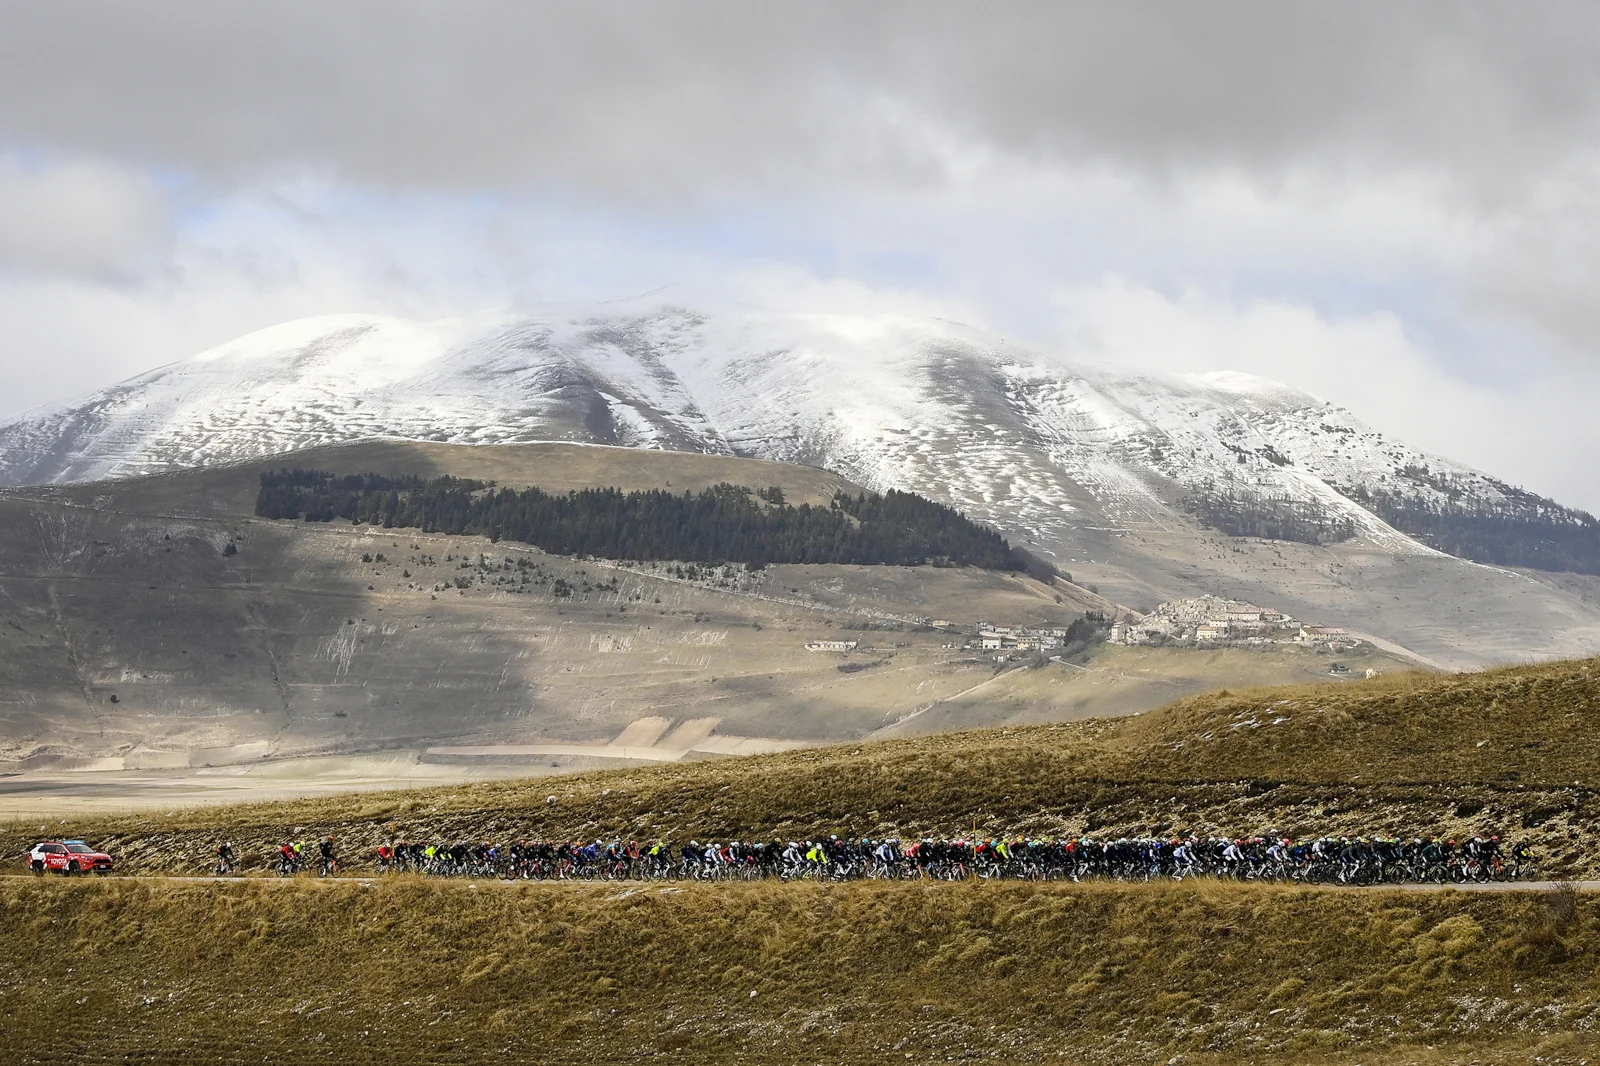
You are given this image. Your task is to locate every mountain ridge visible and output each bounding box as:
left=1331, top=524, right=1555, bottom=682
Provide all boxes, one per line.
left=3, top=300, right=1599, bottom=669
left=0, top=303, right=1538, bottom=533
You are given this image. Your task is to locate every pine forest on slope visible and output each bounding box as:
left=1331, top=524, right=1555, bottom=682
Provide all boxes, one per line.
left=1340, top=473, right=1600, bottom=575
left=1181, top=480, right=1358, bottom=546
left=256, top=468, right=1049, bottom=573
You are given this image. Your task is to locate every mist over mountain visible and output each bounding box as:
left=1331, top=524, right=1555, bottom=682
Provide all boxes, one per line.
left=0, top=298, right=1553, bottom=533
left=4, top=297, right=1600, bottom=670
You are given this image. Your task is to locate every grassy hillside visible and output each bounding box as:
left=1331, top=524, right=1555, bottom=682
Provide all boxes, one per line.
left=8, top=656, right=1599, bottom=876
left=1118, top=655, right=1600, bottom=784
left=9, top=661, right=1600, bottom=1066
left=2, top=437, right=1409, bottom=791
left=4, top=876, right=1598, bottom=1066
left=879, top=642, right=1404, bottom=736
left=0, top=440, right=1123, bottom=770
left=17, top=439, right=872, bottom=516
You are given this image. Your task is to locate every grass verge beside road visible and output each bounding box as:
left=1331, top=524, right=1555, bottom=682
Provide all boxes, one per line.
left=4, top=876, right=1599, bottom=1065
left=6, top=657, right=1600, bottom=877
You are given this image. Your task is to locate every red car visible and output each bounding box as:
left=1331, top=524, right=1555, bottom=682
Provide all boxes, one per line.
left=29, top=840, right=114, bottom=875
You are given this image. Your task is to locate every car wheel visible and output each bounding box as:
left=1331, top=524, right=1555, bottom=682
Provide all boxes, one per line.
left=31, top=860, right=44, bottom=875
left=66, top=861, right=80, bottom=876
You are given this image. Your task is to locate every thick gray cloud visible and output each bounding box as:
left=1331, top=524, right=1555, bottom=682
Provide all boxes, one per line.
left=1, top=3, right=1598, bottom=511
left=0, top=159, right=171, bottom=280
left=4, top=3, right=1600, bottom=198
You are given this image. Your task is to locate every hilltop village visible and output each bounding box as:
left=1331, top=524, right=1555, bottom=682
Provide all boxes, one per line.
left=804, top=595, right=1362, bottom=662
left=1106, top=595, right=1361, bottom=650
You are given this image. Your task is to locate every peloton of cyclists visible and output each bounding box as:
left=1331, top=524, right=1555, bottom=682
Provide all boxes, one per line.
left=235, top=829, right=1541, bottom=884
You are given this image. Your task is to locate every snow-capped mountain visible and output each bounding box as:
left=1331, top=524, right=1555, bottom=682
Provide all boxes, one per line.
left=9, top=298, right=1600, bottom=670
left=0, top=300, right=1542, bottom=553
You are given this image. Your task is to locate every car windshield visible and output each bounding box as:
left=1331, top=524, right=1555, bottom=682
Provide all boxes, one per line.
left=65, top=844, right=93, bottom=854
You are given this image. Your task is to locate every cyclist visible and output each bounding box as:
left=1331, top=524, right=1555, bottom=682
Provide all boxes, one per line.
left=318, top=837, right=338, bottom=877
left=599, top=839, right=625, bottom=878
left=1221, top=839, right=1244, bottom=877
left=1172, top=838, right=1196, bottom=880
left=216, top=841, right=236, bottom=876
left=1483, top=835, right=1504, bottom=877
left=646, top=840, right=670, bottom=877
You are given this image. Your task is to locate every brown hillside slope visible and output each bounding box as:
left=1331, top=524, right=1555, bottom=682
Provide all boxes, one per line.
left=2, top=438, right=1411, bottom=789
left=8, top=657, right=1599, bottom=876
left=1118, top=657, right=1600, bottom=784
left=5, top=877, right=1600, bottom=1066
left=0, top=441, right=1123, bottom=768
left=20, top=438, right=870, bottom=517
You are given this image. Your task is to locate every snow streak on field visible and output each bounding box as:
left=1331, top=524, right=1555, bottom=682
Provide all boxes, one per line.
left=0, top=299, right=1537, bottom=557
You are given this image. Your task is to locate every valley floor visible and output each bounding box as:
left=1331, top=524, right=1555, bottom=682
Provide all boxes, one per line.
left=0, top=752, right=523, bottom=818
left=0, top=639, right=1410, bottom=816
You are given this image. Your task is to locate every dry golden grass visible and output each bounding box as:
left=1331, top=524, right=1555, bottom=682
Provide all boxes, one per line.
left=1120, top=655, right=1600, bottom=784
left=4, top=877, right=1600, bottom=1065
left=9, top=661, right=1600, bottom=1064
left=43, top=438, right=870, bottom=516
left=7, top=657, right=1600, bottom=877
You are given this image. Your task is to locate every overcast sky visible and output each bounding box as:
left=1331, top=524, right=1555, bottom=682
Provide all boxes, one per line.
left=2, top=3, right=1599, bottom=509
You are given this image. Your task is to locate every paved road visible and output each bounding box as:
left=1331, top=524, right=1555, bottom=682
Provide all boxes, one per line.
left=5, top=873, right=1598, bottom=892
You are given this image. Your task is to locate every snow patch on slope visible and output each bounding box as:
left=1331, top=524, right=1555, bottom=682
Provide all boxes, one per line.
left=0, top=300, right=1529, bottom=563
